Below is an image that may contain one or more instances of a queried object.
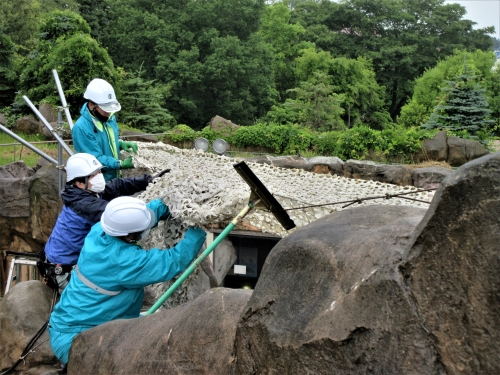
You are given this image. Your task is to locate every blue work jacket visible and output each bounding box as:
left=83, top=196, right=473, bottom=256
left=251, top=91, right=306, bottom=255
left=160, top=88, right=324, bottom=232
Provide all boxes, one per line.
left=44, top=175, right=152, bottom=265
left=72, top=104, right=121, bottom=181
left=49, top=199, right=206, bottom=334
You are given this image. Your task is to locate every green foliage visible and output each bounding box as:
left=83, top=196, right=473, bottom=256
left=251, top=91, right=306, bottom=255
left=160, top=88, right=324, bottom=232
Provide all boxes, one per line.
left=265, top=72, right=345, bottom=132
left=118, top=68, right=176, bottom=133
left=332, top=126, right=385, bottom=160
left=17, top=11, right=120, bottom=115
left=257, top=3, right=311, bottom=99
left=168, top=124, right=196, bottom=143
left=422, top=65, right=495, bottom=139
left=99, top=0, right=274, bottom=128
left=381, top=125, right=436, bottom=156
left=294, top=49, right=391, bottom=129
left=291, top=0, right=494, bottom=120
left=161, top=121, right=437, bottom=161
left=399, top=50, right=497, bottom=128
left=38, top=10, right=91, bottom=41
left=0, top=0, right=42, bottom=50
left=0, top=33, right=17, bottom=108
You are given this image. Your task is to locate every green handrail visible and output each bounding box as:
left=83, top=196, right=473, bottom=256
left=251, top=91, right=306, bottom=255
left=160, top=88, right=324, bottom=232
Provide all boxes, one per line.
left=143, top=203, right=254, bottom=315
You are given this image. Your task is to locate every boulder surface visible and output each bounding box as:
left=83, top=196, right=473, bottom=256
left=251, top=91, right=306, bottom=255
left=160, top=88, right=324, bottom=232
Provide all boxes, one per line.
left=235, top=204, right=436, bottom=375
left=402, top=151, right=500, bottom=374
left=69, top=288, right=251, bottom=375
left=0, top=281, right=58, bottom=373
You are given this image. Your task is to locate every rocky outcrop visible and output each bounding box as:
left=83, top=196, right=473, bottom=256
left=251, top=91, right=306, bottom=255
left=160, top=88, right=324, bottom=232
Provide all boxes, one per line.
left=420, top=130, right=448, bottom=161
left=446, top=136, right=489, bottom=167
left=0, top=161, right=61, bottom=253
left=0, top=281, right=59, bottom=374
left=411, top=166, right=452, bottom=189
left=210, top=115, right=239, bottom=133
left=121, top=129, right=158, bottom=143
left=235, top=205, right=434, bottom=374
left=11, top=116, right=43, bottom=135
left=69, top=288, right=251, bottom=375
left=0, top=161, right=36, bottom=179
left=402, top=152, right=500, bottom=374
left=343, top=159, right=414, bottom=186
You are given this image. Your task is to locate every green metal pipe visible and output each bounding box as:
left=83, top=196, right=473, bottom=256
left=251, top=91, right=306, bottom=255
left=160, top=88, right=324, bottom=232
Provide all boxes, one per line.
left=144, top=203, right=254, bottom=315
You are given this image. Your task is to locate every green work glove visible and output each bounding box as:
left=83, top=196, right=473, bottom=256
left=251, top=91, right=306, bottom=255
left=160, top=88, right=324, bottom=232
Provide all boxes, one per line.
left=119, top=140, right=138, bottom=154
left=120, top=156, right=135, bottom=169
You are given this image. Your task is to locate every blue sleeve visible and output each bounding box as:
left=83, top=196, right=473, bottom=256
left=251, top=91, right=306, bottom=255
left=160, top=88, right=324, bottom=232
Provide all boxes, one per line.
left=72, top=123, right=121, bottom=171
left=146, top=198, right=170, bottom=222
left=116, top=226, right=207, bottom=288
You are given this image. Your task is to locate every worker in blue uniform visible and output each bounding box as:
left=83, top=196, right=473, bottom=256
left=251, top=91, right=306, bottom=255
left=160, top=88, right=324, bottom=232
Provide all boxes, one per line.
left=72, top=78, right=137, bottom=181
left=48, top=196, right=206, bottom=365
left=39, top=153, right=169, bottom=293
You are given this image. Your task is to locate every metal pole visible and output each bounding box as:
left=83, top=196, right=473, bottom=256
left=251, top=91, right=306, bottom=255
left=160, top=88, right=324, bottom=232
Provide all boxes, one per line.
left=0, top=124, right=58, bottom=165
left=52, top=69, right=74, bottom=129
left=143, top=203, right=254, bottom=315
left=22, top=95, right=73, bottom=156
left=57, top=107, right=65, bottom=195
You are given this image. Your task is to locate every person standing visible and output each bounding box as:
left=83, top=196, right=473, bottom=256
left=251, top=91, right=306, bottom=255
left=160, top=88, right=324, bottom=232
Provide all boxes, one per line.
left=72, top=78, right=137, bottom=181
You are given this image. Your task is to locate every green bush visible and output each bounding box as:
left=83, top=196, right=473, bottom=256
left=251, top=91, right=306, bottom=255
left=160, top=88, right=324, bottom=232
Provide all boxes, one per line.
left=169, top=124, right=196, bottom=143
left=159, top=123, right=446, bottom=162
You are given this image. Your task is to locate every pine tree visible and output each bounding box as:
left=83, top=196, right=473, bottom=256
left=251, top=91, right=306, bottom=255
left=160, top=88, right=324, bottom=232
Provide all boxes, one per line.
left=422, top=64, right=494, bottom=139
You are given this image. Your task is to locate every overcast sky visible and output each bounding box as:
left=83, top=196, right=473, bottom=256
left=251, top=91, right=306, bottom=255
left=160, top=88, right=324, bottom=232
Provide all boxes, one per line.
left=445, top=0, right=500, bottom=39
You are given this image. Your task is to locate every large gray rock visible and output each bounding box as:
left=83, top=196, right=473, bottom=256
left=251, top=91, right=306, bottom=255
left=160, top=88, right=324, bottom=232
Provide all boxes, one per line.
left=420, top=130, right=448, bottom=161
left=447, top=136, right=489, bottom=167
left=402, top=152, right=500, bottom=374
left=69, top=288, right=251, bottom=375
left=411, top=166, right=452, bottom=189
left=344, top=160, right=413, bottom=186
left=235, top=205, right=438, bottom=374
left=246, top=156, right=344, bottom=176
left=0, top=162, right=61, bottom=254
left=0, top=161, right=35, bottom=179
left=0, top=281, right=58, bottom=373
left=29, top=162, right=63, bottom=243
left=12, top=116, right=43, bottom=135
left=121, top=129, right=158, bottom=143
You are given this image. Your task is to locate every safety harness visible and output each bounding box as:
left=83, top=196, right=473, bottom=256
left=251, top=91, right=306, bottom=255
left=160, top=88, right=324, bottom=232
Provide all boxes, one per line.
left=36, top=249, right=73, bottom=292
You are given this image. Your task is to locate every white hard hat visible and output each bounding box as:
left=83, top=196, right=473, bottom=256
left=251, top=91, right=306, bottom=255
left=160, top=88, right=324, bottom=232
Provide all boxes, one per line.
left=66, top=153, right=103, bottom=182
left=84, top=78, right=121, bottom=113
left=101, top=197, right=156, bottom=237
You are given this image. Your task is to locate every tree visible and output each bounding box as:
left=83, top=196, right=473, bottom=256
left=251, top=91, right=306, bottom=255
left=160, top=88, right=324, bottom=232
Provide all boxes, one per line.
left=75, top=0, right=111, bottom=41
left=422, top=66, right=494, bottom=138
left=17, top=10, right=120, bottom=113
left=0, top=0, right=79, bottom=52
left=399, top=50, right=498, bottom=128
left=291, top=0, right=494, bottom=120
left=266, top=72, right=345, bottom=132
left=99, top=0, right=275, bottom=127
left=258, top=3, right=312, bottom=99
left=118, top=67, right=176, bottom=133
left=294, top=48, right=391, bottom=128
left=0, top=33, right=17, bottom=108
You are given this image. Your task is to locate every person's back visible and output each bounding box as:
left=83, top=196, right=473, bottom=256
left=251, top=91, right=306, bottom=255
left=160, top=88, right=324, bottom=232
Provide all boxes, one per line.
left=48, top=196, right=207, bottom=365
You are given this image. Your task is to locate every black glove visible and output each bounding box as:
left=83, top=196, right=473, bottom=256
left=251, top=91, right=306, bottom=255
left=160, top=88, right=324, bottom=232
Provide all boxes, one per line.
left=153, top=168, right=171, bottom=179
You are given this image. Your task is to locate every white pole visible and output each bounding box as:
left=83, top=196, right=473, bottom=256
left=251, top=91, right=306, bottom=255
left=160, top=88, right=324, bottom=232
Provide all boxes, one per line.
left=52, top=69, right=74, bottom=129
left=23, top=95, right=74, bottom=156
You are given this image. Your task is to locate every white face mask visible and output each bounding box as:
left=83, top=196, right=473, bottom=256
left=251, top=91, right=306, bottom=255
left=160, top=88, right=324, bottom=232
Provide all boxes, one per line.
left=89, top=173, right=106, bottom=193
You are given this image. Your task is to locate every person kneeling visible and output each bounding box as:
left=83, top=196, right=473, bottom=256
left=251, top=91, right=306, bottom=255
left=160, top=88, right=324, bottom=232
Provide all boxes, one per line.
left=48, top=196, right=206, bottom=365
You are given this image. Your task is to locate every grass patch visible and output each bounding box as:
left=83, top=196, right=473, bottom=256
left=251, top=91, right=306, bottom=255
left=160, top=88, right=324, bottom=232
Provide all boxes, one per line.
left=0, top=132, right=63, bottom=167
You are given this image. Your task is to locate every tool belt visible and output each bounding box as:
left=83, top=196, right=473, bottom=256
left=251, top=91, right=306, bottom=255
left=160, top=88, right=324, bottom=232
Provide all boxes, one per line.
left=36, top=249, right=73, bottom=292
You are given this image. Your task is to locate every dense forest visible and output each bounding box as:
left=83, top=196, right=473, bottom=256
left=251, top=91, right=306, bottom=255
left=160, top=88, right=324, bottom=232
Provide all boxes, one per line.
left=0, top=0, right=497, bottom=147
